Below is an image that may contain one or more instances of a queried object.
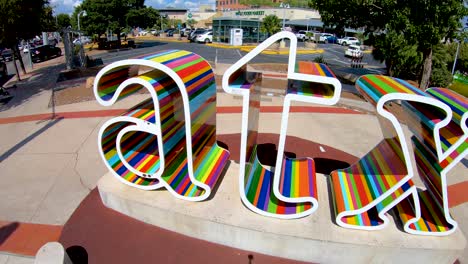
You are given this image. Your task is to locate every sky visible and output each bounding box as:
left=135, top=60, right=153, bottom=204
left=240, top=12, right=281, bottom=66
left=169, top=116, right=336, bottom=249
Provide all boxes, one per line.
left=50, top=0, right=215, bottom=15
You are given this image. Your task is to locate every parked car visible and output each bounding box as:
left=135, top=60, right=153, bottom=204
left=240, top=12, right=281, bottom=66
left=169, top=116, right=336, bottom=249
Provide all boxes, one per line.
left=344, top=44, right=363, bottom=58
left=30, top=45, right=61, bottom=62
left=319, top=33, right=334, bottom=43
left=189, top=28, right=207, bottom=42
left=295, top=30, right=311, bottom=41
left=181, top=28, right=191, bottom=37
left=1, top=49, right=13, bottom=62
left=325, top=35, right=338, bottom=44
left=73, top=36, right=92, bottom=45
left=139, top=30, right=148, bottom=36
left=195, top=31, right=213, bottom=43
left=0, top=60, right=7, bottom=79
left=166, top=29, right=175, bottom=37
left=23, top=44, right=33, bottom=53
left=337, top=36, right=360, bottom=46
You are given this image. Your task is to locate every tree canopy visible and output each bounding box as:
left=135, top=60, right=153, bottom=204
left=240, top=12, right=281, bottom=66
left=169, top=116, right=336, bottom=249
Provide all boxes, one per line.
left=261, top=15, right=281, bottom=37
left=126, top=7, right=159, bottom=29
left=79, top=0, right=145, bottom=41
left=56, top=13, right=71, bottom=29
left=0, top=0, right=52, bottom=47
left=309, top=0, right=467, bottom=89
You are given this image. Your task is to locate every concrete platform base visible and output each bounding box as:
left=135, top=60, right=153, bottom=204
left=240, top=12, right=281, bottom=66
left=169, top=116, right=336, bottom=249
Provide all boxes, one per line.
left=98, top=163, right=466, bottom=264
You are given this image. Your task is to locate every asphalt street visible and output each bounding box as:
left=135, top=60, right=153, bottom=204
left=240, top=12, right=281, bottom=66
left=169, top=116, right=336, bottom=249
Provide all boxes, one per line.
left=2, top=39, right=385, bottom=96
left=91, top=40, right=385, bottom=69
left=2, top=39, right=385, bottom=81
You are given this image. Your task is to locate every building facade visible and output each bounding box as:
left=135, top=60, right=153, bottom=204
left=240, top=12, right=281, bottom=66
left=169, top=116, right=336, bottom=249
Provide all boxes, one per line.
left=222, top=7, right=319, bottom=20
left=215, top=0, right=246, bottom=11
left=159, top=8, right=189, bottom=22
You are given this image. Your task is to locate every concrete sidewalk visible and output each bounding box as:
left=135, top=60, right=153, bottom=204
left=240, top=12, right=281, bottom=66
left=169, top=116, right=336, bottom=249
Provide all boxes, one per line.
left=0, top=54, right=466, bottom=263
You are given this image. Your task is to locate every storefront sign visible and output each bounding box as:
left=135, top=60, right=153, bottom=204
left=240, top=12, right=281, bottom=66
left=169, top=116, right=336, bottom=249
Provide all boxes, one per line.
left=235, top=10, right=265, bottom=16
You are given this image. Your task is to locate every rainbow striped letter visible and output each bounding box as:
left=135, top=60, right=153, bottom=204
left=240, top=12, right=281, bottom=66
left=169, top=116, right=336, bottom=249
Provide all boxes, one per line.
left=94, top=50, right=229, bottom=201
left=222, top=32, right=341, bottom=219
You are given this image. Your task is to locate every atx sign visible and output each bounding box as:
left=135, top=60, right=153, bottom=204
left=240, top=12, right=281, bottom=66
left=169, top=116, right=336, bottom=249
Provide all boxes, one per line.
left=94, top=32, right=468, bottom=237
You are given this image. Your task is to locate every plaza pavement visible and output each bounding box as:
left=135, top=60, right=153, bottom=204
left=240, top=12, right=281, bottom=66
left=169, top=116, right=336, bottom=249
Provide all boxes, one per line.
left=0, top=50, right=466, bottom=263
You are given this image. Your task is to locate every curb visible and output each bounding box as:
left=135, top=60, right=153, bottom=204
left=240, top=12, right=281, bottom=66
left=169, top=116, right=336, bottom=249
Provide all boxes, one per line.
left=207, top=43, right=325, bottom=54
left=240, top=47, right=324, bottom=55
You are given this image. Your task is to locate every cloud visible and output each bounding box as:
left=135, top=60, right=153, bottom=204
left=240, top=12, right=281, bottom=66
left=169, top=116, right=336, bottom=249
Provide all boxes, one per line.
left=184, top=1, right=198, bottom=8
left=52, top=0, right=214, bottom=14
left=51, top=0, right=82, bottom=14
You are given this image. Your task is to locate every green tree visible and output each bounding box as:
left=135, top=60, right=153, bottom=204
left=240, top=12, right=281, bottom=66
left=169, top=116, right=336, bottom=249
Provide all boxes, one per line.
left=0, top=0, right=52, bottom=74
left=430, top=44, right=453, bottom=87
left=186, top=19, right=196, bottom=29
left=448, top=42, right=468, bottom=74
left=309, top=0, right=466, bottom=89
left=79, top=0, right=145, bottom=46
left=126, top=7, right=159, bottom=29
left=56, top=13, right=71, bottom=29
left=372, top=30, right=421, bottom=79
left=403, top=0, right=466, bottom=89
left=260, top=15, right=281, bottom=37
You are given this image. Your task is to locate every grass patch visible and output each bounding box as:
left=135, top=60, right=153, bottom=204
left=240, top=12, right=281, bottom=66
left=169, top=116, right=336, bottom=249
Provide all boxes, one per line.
left=448, top=81, right=468, bottom=97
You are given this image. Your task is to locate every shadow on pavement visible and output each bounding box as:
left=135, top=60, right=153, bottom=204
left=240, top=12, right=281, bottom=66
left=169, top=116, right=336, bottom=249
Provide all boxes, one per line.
left=0, top=222, right=19, bottom=245
left=66, top=245, right=88, bottom=264
left=0, top=117, right=63, bottom=162
left=0, top=62, right=65, bottom=113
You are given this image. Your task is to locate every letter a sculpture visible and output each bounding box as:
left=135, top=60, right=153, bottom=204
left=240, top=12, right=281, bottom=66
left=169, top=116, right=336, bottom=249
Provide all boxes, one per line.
left=94, top=50, right=229, bottom=201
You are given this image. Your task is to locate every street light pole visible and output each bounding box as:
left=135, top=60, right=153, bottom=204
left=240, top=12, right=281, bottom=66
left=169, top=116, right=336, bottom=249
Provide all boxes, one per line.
left=280, top=2, right=290, bottom=31
left=452, top=27, right=468, bottom=75
left=452, top=40, right=460, bottom=75
left=77, top=10, right=87, bottom=41
left=161, top=15, right=163, bottom=32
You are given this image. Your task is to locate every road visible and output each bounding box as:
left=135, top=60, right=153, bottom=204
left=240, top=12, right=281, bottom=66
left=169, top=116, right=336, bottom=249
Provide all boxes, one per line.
left=2, top=39, right=385, bottom=96
left=92, top=40, right=385, bottom=70
left=87, top=39, right=385, bottom=94
left=3, top=40, right=385, bottom=78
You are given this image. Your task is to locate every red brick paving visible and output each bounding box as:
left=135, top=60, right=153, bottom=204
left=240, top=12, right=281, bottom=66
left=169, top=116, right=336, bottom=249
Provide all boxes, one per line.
left=0, top=109, right=467, bottom=260
left=59, top=189, right=312, bottom=264
left=0, top=221, right=62, bottom=256
left=448, top=181, right=468, bottom=208
left=0, top=106, right=362, bottom=125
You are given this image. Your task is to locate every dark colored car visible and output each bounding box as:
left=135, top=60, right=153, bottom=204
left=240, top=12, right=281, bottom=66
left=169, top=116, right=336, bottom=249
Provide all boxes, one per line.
left=30, top=45, right=61, bottom=62
left=1, top=49, right=13, bottom=62
left=325, top=36, right=338, bottom=44
left=0, top=60, right=7, bottom=79
left=166, top=29, right=175, bottom=37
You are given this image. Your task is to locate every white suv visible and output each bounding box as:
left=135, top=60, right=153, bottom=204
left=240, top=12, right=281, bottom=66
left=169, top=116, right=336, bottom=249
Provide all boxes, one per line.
left=337, top=37, right=360, bottom=46
left=295, top=30, right=311, bottom=41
